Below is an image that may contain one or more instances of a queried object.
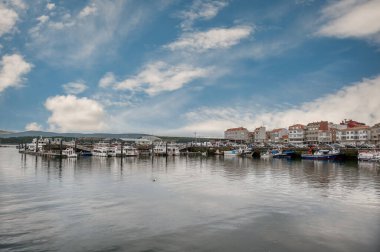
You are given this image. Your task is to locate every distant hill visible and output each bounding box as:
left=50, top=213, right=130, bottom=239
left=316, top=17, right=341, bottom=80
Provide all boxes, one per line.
left=0, top=130, right=13, bottom=135
left=0, top=130, right=151, bottom=139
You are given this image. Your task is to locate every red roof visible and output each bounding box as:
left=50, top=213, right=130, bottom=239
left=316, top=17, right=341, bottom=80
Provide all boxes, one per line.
left=225, top=127, right=248, bottom=132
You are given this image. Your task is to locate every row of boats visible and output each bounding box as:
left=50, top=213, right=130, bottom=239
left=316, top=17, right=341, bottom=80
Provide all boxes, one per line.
left=63, top=142, right=181, bottom=158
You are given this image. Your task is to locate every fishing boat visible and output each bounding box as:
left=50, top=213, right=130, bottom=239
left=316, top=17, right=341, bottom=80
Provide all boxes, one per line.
left=153, top=142, right=180, bottom=156
left=301, top=149, right=341, bottom=160
left=272, top=150, right=296, bottom=159
left=224, top=149, right=240, bottom=156
left=92, top=146, right=109, bottom=157
left=62, top=147, right=77, bottom=158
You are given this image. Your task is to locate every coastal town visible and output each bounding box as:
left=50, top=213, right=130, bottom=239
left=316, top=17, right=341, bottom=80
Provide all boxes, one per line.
left=224, top=119, right=380, bottom=147
left=5, top=118, right=378, bottom=163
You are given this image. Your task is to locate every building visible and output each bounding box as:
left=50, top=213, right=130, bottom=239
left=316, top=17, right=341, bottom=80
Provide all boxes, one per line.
left=370, top=123, right=380, bottom=145
left=268, top=128, right=288, bottom=143
left=336, top=126, right=371, bottom=145
left=224, top=127, right=250, bottom=141
left=288, top=124, right=305, bottom=144
left=253, top=126, right=266, bottom=143
left=305, top=121, right=328, bottom=144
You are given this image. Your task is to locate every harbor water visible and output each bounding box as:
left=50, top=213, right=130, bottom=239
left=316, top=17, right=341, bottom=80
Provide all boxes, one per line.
left=1, top=147, right=379, bottom=251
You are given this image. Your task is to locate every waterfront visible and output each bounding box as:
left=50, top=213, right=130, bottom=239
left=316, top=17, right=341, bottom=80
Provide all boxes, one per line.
left=1, top=146, right=380, bottom=251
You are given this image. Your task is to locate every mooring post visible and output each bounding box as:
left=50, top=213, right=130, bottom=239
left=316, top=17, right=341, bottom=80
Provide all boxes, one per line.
left=60, top=139, right=63, bottom=158
left=36, top=139, right=39, bottom=153
left=121, top=141, right=124, bottom=157
left=165, top=142, right=168, bottom=156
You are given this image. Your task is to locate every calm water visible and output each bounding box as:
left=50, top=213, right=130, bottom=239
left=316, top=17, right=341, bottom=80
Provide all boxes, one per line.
left=1, top=147, right=380, bottom=252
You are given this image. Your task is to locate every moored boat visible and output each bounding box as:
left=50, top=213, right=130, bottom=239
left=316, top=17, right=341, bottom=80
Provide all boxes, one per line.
left=62, top=147, right=77, bottom=158
left=301, top=149, right=342, bottom=160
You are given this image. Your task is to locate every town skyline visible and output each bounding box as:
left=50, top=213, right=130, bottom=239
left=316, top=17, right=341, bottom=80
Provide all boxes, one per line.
left=1, top=0, right=380, bottom=136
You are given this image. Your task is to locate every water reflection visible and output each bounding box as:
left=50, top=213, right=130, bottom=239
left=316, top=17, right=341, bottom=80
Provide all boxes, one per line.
left=0, top=147, right=379, bottom=252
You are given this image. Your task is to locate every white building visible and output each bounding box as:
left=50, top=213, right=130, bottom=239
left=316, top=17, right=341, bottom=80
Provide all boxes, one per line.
left=288, top=124, right=305, bottom=144
left=336, top=126, right=371, bottom=145
left=224, top=127, right=250, bottom=141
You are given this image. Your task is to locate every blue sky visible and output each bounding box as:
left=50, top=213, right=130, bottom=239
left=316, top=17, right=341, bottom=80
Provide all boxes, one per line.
left=1, top=0, right=380, bottom=137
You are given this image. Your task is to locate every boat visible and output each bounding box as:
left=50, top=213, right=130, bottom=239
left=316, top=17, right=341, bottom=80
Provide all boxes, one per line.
left=260, top=151, right=273, bottom=159
left=272, top=150, right=296, bottom=159
left=92, top=146, right=109, bottom=157
left=62, top=148, right=77, bottom=158
left=115, top=145, right=139, bottom=157
left=153, top=143, right=180, bottom=156
left=358, top=151, right=380, bottom=162
left=301, top=149, right=341, bottom=160
left=224, top=148, right=252, bottom=157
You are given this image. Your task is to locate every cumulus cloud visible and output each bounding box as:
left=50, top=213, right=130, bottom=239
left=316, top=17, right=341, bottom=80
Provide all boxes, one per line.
left=46, top=2, right=55, bottom=11
left=45, top=95, right=106, bottom=132
left=79, top=3, right=97, bottom=18
left=180, top=0, right=228, bottom=31
left=113, top=61, right=211, bottom=95
left=317, top=0, right=380, bottom=43
left=166, top=26, right=252, bottom=52
left=178, top=75, right=380, bottom=136
left=62, top=81, right=87, bottom=94
left=25, top=122, right=42, bottom=131
left=98, top=72, right=116, bottom=88
left=0, top=54, right=32, bottom=93
left=37, top=15, right=49, bottom=24
left=0, top=3, right=18, bottom=37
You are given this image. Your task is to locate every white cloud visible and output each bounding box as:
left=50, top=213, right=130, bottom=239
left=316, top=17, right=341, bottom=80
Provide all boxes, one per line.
left=180, top=0, right=228, bottom=31
left=166, top=26, right=252, bottom=52
left=28, top=0, right=150, bottom=66
left=10, top=0, right=26, bottom=10
left=178, top=75, right=380, bottom=136
left=37, top=15, right=49, bottom=24
left=46, top=2, right=55, bottom=11
left=79, top=3, right=97, bottom=18
left=98, top=72, right=116, bottom=88
left=0, top=3, right=18, bottom=37
left=113, top=61, right=211, bottom=95
left=317, top=0, right=380, bottom=43
left=25, top=122, right=42, bottom=131
left=45, top=95, right=106, bottom=132
left=62, top=81, right=87, bottom=94
left=0, top=54, right=32, bottom=93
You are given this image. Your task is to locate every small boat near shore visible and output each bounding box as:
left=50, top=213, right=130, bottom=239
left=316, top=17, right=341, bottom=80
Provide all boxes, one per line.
left=358, top=151, right=380, bottom=162
left=301, top=149, right=342, bottom=160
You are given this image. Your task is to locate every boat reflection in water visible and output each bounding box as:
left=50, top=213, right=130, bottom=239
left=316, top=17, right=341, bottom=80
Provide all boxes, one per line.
left=0, top=147, right=379, bottom=252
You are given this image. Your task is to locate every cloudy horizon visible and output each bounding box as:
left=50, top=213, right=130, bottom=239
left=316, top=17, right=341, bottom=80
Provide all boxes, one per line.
left=1, top=0, right=380, bottom=137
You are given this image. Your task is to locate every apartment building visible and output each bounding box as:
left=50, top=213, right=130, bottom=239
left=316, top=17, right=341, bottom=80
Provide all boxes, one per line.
left=336, top=126, right=371, bottom=145
left=254, top=126, right=266, bottom=143
left=269, top=128, right=288, bottom=143
left=305, top=121, right=328, bottom=144
left=370, top=123, right=380, bottom=144
left=288, top=124, right=305, bottom=144
left=224, top=127, right=250, bottom=141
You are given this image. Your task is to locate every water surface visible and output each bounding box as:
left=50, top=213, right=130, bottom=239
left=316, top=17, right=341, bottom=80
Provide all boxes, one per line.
left=1, top=147, right=379, bottom=251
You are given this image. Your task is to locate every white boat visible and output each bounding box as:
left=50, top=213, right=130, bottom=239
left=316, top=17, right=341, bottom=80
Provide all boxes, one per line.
left=358, top=151, right=380, bottom=162
left=115, top=145, right=139, bottom=156
left=224, top=148, right=252, bottom=157
left=260, top=151, right=273, bottom=159
left=62, top=148, right=77, bottom=158
left=153, top=143, right=180, bottom=156
left=92, top=147, right=109, bottom=157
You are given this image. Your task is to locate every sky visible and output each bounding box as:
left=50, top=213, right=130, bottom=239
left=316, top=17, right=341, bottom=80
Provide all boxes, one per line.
left=1, top=0, right=380, bottom=137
